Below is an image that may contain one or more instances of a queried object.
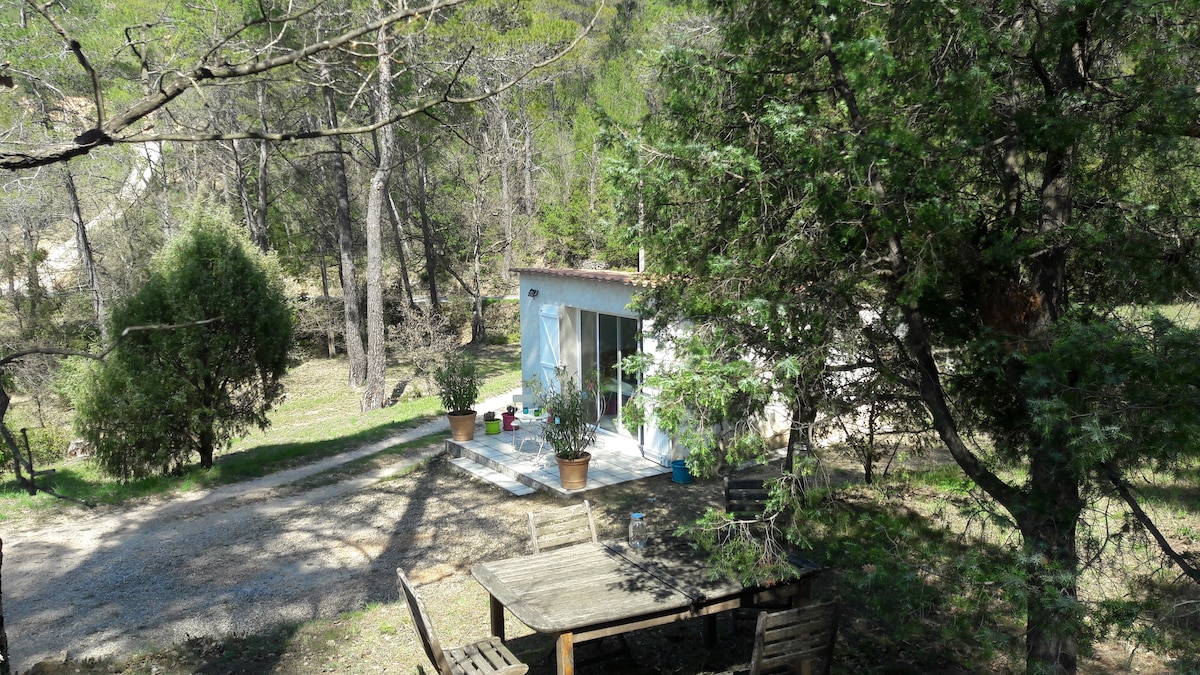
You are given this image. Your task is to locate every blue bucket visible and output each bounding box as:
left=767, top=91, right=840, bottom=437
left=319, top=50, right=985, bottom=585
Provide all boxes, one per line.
left=670, top=460, right=694, bottom=484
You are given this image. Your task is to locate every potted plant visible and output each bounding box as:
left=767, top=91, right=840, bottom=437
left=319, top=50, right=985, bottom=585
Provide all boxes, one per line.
left=534, top=371, right=598, bottom=489
left=483, top=411, right=502, bottom=435
left=435, top=352, right=481, bottom=441
left=501, top=405, right=518, bottom=431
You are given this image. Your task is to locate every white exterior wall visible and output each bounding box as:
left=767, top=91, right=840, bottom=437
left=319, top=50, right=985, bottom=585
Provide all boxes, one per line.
left=637, top=319, right=675, bottom=463
left=518, top=271, right=673, bottom=466
left=519, top=272, right=641, bottom=389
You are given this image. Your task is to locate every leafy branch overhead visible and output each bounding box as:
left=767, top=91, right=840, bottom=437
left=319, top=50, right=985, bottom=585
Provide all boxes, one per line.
left=1, top=0, right=604, bottom=170
left=626, top=0, right=1200, bottom=671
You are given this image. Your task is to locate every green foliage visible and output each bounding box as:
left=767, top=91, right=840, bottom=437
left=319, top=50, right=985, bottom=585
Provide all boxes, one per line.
left=1013, top=313, right=1200, bottom=472
left=683, top=508, right=799, bottom=586
left=1, top=345, right=522, bottom=518
left=434, top=351, right=481, bottom=414
left=72, top=208, right=294, bottom=480
left=681, top=473, right=809, bottom=586
left=3, top=413, right=72, bottom=468
left=623, top=330, right=772, bottom=478
left=619, top=0, right=1200, bottom=667
left=482, top=298, right=520, bottom=345
left=530, top=369, right=597, bottom=459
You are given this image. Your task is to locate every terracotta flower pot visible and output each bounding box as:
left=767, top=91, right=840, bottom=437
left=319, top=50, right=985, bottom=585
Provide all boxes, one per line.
left=447, top=411, right=477, bottom=441
left=555, top=451, right=591, bottom=490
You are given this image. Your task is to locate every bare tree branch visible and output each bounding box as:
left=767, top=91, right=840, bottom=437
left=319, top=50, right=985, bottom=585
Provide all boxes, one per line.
left=0, top=318, right=223, bottom=368
left=1107, top=466, right=1200, bottom=585
left=1, top=0, right=604, bottom=170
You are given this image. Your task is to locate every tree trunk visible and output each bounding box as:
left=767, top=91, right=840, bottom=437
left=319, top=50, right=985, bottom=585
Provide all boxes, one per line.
left=22, top=218, right=40, bottom=335
left=386, top=191, right=415, bottom=307
left=251, top=81, right=271, bottom=253
left=316, top=228, right=337, bottom=358
left=198, top=424, right=215, bottom=469
left=496, top=101, right=515, bottom=278
left=62, top=165, right=105, bottom=339
left=412, top=136, right=441, bottom=313
left=588, top=136, right=600, bottom=213
left=470, top=212, right=485, bottom=344
left=323, top=84, right=367, bottom=387
left=1020, top=441, right=1083, bottom=675
left=521, top=105, right=535, bottom=216
left=0, top=537, right=9, bottom=675
left=361, top=17, right=394, bottom=411
left=230, top=139, right=256, bottom=238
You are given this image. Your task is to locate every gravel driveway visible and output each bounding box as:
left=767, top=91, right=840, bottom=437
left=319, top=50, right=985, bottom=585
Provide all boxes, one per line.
left=1, top=414, right=526, bottom=672
left=3, top=406, right=714, bottom=674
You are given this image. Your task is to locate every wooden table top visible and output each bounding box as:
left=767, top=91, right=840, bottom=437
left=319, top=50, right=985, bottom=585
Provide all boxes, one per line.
left=470, top=538, right=752, bottom=634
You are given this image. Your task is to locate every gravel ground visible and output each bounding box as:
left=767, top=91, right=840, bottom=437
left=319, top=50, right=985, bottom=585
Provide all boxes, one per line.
left=6, top=428, right=1178, bottom=674
left=3, top=416, right=721, bottom=674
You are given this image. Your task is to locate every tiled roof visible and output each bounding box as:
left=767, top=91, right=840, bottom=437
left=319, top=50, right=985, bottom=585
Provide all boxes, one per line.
left=512, top=267, right=652, bottom=286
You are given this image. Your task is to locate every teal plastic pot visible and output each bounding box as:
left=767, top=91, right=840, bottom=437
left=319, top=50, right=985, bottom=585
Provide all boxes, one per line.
left=670, top=460, right=693, bottom=484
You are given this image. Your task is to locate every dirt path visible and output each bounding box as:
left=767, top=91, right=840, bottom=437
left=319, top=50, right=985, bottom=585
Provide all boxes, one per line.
left=0, top=374, right=823, bottom=673
left=2, top=393, right=565, bottom=673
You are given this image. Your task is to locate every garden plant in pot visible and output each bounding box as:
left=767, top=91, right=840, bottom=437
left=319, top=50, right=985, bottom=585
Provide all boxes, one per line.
left=435, top=352, right=481, bottom=441
left=483, top=411, right=502, bottom=435
left=534, top=371, right=598, bottom=489
left=501, top=405, right=517, bottom=431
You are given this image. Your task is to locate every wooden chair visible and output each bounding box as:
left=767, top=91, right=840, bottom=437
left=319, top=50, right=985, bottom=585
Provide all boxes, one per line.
left=724, top=476, right=771, bottom=522
left=527, top=500, right=598, bottom=553
left=526, top=501, right=631, bottom=662
left=397, top=569, right=528, bottom=675
left=749, top=599, right=839, bottom=675
left=724, top=477, right=797, bottom=619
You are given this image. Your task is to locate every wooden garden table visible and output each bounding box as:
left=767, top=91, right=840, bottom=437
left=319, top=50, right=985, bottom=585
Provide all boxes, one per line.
left=471, top=537, right=818, bottom=675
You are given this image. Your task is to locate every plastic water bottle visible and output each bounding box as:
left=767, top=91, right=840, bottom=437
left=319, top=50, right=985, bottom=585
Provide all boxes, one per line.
left=628, top=513, right=647, bottom=550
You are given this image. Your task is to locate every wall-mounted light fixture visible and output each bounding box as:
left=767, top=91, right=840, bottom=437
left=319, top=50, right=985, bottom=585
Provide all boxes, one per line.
left=527, top=289, right=539, bottom=297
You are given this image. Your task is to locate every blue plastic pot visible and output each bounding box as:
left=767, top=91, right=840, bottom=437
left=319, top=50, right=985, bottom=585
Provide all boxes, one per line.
left=670, top=459, right=694, bottom=484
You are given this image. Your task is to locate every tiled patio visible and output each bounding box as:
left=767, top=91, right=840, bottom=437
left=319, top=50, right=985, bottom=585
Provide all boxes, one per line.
left=446, top=424, right=671, bottom=497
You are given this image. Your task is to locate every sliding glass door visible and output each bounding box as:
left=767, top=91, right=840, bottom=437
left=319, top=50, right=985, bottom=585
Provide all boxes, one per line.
left=579, top=311, right=640, bottom=435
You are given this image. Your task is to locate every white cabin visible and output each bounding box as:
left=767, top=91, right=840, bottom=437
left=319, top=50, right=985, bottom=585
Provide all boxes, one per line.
left=515, top=268, right=673, bottom=466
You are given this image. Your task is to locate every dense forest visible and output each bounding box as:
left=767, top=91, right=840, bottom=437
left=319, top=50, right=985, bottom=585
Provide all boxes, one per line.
left=0, top=0, right=675, bottom=410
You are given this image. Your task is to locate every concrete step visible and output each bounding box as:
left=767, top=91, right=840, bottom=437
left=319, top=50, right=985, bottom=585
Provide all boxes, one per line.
left=448, top=456, right=537, bottom=496
left=451, top=438, right=563, bottom=494
left=446, top=433, right=673, bottom=499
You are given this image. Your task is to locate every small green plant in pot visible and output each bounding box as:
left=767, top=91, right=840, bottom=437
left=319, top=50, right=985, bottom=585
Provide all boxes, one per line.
left=435, top=352, right=481, bottom=441
left=533, top=369, right=598, bottom=489
left=483, top=410, right=501, bottom=435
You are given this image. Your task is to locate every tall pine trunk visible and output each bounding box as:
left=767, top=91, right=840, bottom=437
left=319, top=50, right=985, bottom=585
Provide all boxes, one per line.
left=323, top=82, right=367, bottom=387
left=412, top=136, right=441, bottom=313
left=495, top=101, right=515, bottom=278
left=317, top=228, right=337, bottom=358
left=62, top=166, right=105, bottom=339
left=21, top=218, right=40, bottom=335
left=361, top=16, right=394, bottom=411
left=386, top=191, right=415, bottom=307
left=1, top=537, right=9, bottom=675
left=251, top=81, right=271, bottom=253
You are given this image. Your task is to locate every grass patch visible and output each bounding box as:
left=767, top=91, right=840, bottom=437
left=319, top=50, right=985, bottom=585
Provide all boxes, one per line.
left=8, top=337, right=1199, bottom=674
left=0, top=344, right=521, bottom=521
left=284, top=434, right=448, bottom=491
